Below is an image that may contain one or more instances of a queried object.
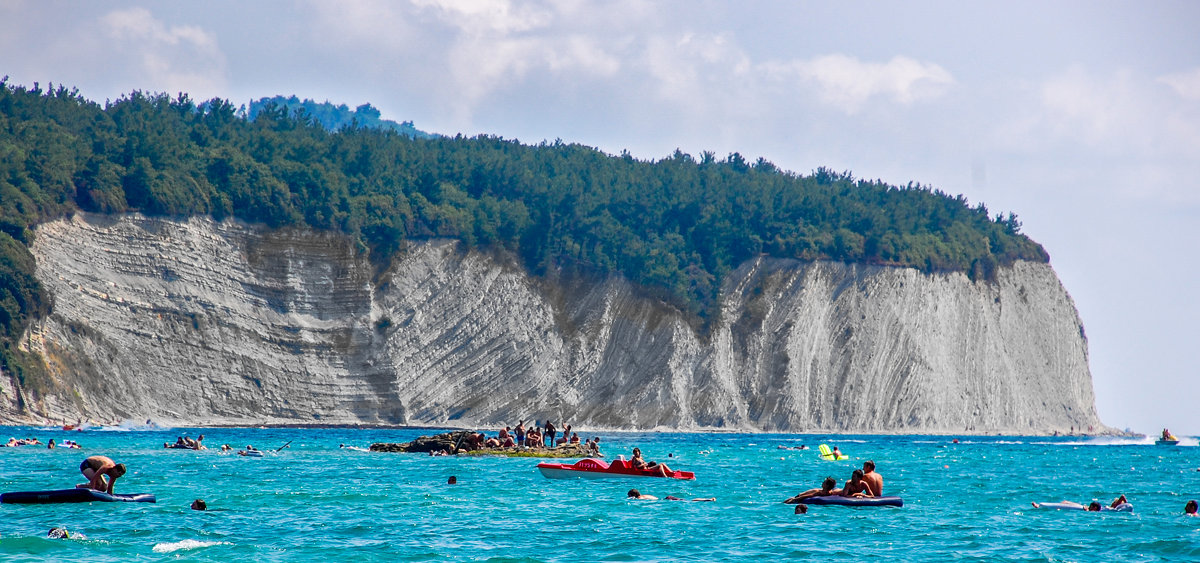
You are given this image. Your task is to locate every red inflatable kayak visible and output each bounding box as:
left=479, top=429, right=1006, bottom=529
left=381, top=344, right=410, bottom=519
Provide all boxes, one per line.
left=538, top=458, right=695, bottom=480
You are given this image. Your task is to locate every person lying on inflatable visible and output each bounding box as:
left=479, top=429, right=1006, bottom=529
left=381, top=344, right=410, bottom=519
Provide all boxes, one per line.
left=1032, top=495, right=1132, bottom=512
left=784, top=476, right=841, bottom=503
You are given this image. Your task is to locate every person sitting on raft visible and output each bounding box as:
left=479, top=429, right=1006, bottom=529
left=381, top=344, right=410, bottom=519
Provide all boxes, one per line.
left=77, top=455, right=126, bottom=494
left=784, top=476, right=841, bottom=503
left=840, top=469, right=874, bottom=498
left=862, top=460, right=883, bottom=497
left=630, top=447, right=675, bottom=477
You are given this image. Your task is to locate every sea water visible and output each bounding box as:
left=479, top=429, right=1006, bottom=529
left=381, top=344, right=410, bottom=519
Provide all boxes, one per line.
left=0, top=427, right=1198, bottom=562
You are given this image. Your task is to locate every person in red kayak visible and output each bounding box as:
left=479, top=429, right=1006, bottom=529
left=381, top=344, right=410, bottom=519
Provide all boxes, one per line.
left=630, top=447, right=675, bottom=477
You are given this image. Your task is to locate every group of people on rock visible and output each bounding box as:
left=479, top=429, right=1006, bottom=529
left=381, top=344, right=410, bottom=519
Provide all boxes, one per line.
left=442, top=421, right=602, bottom=455
left=3, top=437, right=82, bottom=449
left=784, top=460, right=884, bottom=504
left=508, top=420, right=585, bottom=449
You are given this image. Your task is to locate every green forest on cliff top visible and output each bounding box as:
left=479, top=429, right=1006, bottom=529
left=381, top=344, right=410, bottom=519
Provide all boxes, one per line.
left=0, top=80, right=1047, bottom=383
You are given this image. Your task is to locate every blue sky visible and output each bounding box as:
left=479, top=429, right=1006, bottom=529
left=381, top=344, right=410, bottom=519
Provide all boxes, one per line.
left=3, top=0, right=1197, bottom=435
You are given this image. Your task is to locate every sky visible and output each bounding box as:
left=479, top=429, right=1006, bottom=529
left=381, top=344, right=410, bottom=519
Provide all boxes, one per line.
left=2, top=0, right=1197, bottom=435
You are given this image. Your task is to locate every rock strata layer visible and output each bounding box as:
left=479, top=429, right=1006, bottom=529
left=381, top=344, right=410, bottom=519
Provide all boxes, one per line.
left=1, top=213, right=1104, bottom=434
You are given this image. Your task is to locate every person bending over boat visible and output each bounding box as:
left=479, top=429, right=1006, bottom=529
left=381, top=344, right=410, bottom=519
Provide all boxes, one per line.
left=862, top=460, right=883, bottom=497
left=840, top=469, right=874, bottom=498
left=630, top=447, right=675, bottom=477
left=77, top=455, right=126, bottom=494
left=784, top=476, right=841, bottom=503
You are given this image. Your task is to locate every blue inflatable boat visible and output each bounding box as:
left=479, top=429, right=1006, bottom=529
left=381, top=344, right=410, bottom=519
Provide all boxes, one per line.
left=800, top=495, right=903, bottom=507
left=1, top=488, right=156, bottom=504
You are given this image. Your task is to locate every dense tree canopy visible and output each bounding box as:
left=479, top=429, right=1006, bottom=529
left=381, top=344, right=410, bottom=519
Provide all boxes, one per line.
left=0, top=79, right=1046, bottom=378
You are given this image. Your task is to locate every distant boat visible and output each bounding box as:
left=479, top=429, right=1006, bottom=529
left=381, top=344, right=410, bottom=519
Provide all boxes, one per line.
left=1155, top=438, right=1179, bottom=446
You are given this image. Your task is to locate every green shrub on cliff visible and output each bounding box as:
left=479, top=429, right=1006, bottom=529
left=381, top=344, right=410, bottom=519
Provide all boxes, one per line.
left=0, top=79, right=1048, bottom=376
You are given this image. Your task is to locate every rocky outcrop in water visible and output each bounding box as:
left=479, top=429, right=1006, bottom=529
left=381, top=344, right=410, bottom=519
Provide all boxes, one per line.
left=0, top=213, right=1105, bottom=434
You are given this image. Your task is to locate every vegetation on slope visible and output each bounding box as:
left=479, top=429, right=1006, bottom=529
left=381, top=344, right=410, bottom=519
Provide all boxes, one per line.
left=0, top=79, right=1047, bottom=381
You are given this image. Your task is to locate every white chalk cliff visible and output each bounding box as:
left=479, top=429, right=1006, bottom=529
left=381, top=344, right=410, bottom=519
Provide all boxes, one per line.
left=0, top=213, right=1104, bottom=433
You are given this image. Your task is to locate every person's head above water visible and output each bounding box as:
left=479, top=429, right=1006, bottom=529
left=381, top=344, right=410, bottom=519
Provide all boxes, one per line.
left=794, top=504, right=808, bottom=514
left=191, top=499, right=206, bottom=510
left=1185, top=500, right=1198, bottom=515
left=1087, top=502, right=1102, bottom=512
left=628, top=489, right=641, bottom=498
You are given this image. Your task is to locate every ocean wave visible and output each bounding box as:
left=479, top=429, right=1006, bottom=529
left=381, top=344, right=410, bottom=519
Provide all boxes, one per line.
left=152, top=539, right=229, bottom=553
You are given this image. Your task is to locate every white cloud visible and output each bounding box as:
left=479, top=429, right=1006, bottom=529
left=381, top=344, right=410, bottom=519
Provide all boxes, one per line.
left=1025, top=66, right=1200, bottom=162
left=411, top=0, right=552, bottom=35
left=1158, top=67, right=1200, bottom=101
left=764, top=54, right=955, bottom=114
left=98, top=8, right=227, bottom=99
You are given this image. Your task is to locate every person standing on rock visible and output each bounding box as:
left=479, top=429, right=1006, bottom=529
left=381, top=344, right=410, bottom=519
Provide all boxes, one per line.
left=515, top=421, right=526, bottom=448
left=544, top=420, right=556, bottom=448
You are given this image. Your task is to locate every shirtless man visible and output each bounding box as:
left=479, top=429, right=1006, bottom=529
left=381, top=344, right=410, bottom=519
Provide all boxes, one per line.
left=784, top=476, right=841, bottom=503
left=862, top=460, right=883, bottom=497
left=840, top=469, right=874, bottom=498
left=77, top=455, right=127, bottom=494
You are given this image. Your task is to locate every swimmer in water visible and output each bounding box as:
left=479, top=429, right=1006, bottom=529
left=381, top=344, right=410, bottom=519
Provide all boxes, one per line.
left=627, top=488, right=657, bottom=500
left=47, top=527, right=85, bottom=539
left=191, top=499, right=207, bottom=510
left=1185, top=500, right=1198, bottom=516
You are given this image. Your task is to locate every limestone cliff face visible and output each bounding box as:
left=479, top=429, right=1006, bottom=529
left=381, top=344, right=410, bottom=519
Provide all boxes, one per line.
left=0, top=213, right=1104, bottom=433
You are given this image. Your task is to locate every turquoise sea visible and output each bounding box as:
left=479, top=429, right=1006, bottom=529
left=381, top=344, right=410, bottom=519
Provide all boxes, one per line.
left=0, top=427, right=1198, bottom=561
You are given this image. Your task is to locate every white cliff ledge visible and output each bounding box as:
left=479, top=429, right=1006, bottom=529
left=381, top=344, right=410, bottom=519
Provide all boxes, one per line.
left=0, top=213, right=1105, bottom=434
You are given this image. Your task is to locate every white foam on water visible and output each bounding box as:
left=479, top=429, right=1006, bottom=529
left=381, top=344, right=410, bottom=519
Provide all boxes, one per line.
left=152, top=539, right=229, bottom=553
